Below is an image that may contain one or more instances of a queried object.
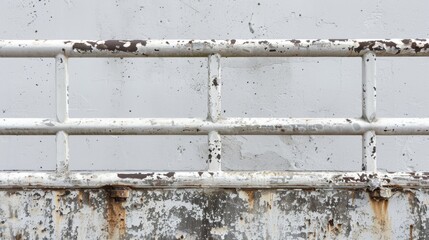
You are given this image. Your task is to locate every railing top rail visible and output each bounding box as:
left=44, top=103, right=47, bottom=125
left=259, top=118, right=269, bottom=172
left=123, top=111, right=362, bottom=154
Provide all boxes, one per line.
left=0, top=39, right=428, bottom=57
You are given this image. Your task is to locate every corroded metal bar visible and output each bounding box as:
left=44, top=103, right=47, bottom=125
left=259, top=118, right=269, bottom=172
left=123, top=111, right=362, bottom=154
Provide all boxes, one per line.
left=362, top=52, right=377, bottom=172
left=362, top=52, right=376, bottom=122
left=55, top=54, right=70, bottom=175
left=208, top=131, right=221, bottom=171
left=207, top=54, right=222, bottom=172
left=1, top=118, right=429, bottom=135
left=0, top=171, right=427, bottom=189
left=208, top=54, right=221, bottom=122
left=362, top=131, right=376, bottom=171
left=0, top=39, right=428, bottom=57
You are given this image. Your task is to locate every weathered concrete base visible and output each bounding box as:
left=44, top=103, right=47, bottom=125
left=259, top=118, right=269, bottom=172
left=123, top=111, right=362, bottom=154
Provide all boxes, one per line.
left=0, top=188, right=427, bottom=239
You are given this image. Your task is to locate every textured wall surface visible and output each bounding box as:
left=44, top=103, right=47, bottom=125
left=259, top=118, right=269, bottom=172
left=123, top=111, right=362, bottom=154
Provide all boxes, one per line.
left=0, top=0, right=429, bottom=238
left=0, top=189, right=428, bottom=239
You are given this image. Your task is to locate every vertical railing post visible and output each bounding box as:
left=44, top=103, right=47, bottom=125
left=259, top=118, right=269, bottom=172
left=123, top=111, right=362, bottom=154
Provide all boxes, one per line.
left=362, top=52, right=377, bottom=172
left=55, top=54, right=70, bottom=175
left=208, top=54, right=222, bottom=172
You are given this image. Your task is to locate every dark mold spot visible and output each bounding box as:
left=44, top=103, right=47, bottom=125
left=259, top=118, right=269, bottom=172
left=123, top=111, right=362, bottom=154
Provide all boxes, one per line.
left=72, top=40, right=148, bottom=53
left=117, top=173, right=154, bottom=179
left=164, top=172, right=175, bottom=178
left=354, top=41, right=376, bottom=53
left=352, top=40, right=429, bottom=54
left=411, top=42, right=429, bottom=53
left=230, top=39, right=236, bottom=44
left=212, top=77, right=219, bottom=87
left=341, top=173, right=372, bottom=183
left=72, top=42, right=93, bottom=52
left=402, top=39, right=412, bottom=44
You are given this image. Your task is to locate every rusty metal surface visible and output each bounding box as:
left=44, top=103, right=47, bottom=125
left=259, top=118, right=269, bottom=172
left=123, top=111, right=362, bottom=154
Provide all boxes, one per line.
left=2, top=171, right=429, bottom=189
left=0, top=39, right=428, bottom=190
left=0, top=39, right=429, bottom=57
left=0, top=38, right=428, bottom=238
left=0, top=188, right=427, bottom=239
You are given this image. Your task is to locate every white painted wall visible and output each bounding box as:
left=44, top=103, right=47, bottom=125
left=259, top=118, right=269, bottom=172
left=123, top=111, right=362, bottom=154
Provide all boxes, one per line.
left=0, top=0, right=428, bottom=173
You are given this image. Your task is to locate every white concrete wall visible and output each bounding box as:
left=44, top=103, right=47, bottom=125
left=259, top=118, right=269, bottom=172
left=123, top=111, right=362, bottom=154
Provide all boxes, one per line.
left=2, top=0, right=427, bottom=172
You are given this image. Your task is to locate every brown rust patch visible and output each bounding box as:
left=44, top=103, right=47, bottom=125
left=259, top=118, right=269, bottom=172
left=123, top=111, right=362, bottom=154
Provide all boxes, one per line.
left=402, top=39, right=412, bottom=44
left=411, top=42, right=429, bottom=53
left=53, top=190, right=66, bottom=238
left=77, top=190, right=83, bottom=207
left=107, top=189, right=127, bottom=239
left=353, top=40, right=398, bottom=53
left=369, top=195, right=391, bottom=237
left=341, top=173, right=372, bottom=183
left=407, top=190, right=416, bottom=207
left=72, top=43, right=92, bottom=51
left=327, top=219, right=342, bottom=235
left=351, top=191, right=356, bottom=205
left=244, top=189, right=255, bottom=209
left=117, top=173, right=154, bottom=179
left=352, top=40, right=429, bottom=54
left=97, top=40, right=147, bottom=52
left=72, top=40, right=148, bottom=53
left=164, top=172, right=175, bottom=178
left=409, top=172, right=429, bottom=180
left=354, top=41, right=376, bottom=53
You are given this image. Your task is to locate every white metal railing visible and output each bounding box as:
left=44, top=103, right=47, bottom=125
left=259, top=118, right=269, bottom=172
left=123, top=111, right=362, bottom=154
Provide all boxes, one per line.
left=0, top=39, right=429, bottom=189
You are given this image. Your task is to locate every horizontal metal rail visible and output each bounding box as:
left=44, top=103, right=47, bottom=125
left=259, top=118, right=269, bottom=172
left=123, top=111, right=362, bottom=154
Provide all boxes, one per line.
left=0, top=39, right=428, bottom=57
left=0, top=171, right=427, bottom=189
left=1, top=118, right=429, bottom=135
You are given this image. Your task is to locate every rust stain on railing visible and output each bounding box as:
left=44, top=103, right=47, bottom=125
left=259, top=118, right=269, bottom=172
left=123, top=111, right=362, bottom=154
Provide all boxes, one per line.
left=107, top=188, right=129, bottom=240
left=369, top=195, right=391, bottom=238
left=244, top=189, right=255, bottom=210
